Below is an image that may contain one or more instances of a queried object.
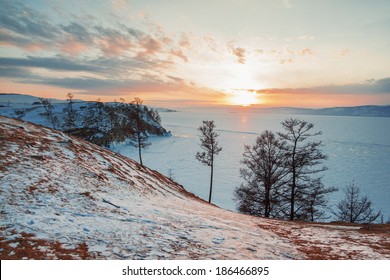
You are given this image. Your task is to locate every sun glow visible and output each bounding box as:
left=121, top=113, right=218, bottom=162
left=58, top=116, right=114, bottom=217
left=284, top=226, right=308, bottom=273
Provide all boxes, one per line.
left=229, top=90, right=258, bottom=106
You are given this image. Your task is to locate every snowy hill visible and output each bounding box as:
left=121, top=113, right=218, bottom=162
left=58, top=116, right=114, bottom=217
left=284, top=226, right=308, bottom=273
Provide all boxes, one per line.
left=0, top=93, right=84, bottom=104
left=1, top=116, right=389, bottom=259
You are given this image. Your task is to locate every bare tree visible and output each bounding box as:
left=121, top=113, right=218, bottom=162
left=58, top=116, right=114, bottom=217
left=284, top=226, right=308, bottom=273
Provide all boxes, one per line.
left=301, top=178, right=338, bottom=222
left=196, top=120, right=222, bottom=203
left=278, top=118, right=328, bottom=220
left=149, top=108, right=161, bottom=124
left=234, top=130, right=288, bottom=218
left=38, top=97, right=58, bottom=129
left=334, top=181, right=381, bottom=224
left=167, top=168, right=175, bottom=181
left=130, top=97, right=150, bottom=166
left=15, top=110, right=25, bottom=119
left=83, top=99, right=104, bottom=130
left=63, top=93, right=77, bottom=131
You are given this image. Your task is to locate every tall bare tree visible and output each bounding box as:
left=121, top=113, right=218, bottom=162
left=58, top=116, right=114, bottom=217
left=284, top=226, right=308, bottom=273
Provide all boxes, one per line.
left=196, top=120, right=222, bottom=203
left=278, top=118, right=328, bottom=220
left=334, top=181, right=381, bottom=223
left=38, top=97, right=58, bottom=129
left=63, top=93, right=77, bottom=131
left=130, top=97, right=150, bottom=166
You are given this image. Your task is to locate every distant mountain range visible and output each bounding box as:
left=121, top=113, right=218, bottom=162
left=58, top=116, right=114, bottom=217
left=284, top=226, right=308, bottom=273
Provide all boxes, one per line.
left=246, top=105, right=390, bottom=118
left=191, top=104, right=390, bottom=118
left=0, top=93, right=84, bottom=104
left=1, top=93, right=389, bottom=117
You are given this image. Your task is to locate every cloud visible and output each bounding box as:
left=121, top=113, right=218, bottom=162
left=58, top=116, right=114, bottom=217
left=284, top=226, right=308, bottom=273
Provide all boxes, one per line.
left=0, top=55, right=191, bottom=97
left=127, top=27, right=144, bottom=38
left=60, top=38, right=89, bottom=55
left=0, top=0, right=185, bottom=62
left=298, top=48, right=313, bottom=56
left=0, top=54, right=176, bottom=83
left=0, top=0, right=59, bottom=39
left=0, top=65, right=34, bottom=78
left=255, top=47, right=314, bottom=63
left=0, top=0, right=195, bottom=96
left=61, top=22, right=93, bottom=43
left=169, top=49, right=188, bottom=62
left=0, top=57, right=97, bottom=72
left=111, top=0, right=129, bottom=13
left=20, top=74, right=198, bottom=96
left=179, top=33, right=191, bottom=49
left=0, top=29, right=44, bottom=51
left=227, top=42, right=246, bottom=64
left=138, top=36, right=163, bottom=57
left=280, top=58, right=293, bottom=64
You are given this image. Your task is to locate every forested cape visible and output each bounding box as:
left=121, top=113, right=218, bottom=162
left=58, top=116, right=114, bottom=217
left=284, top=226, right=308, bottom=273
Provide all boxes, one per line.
left=63, top=101, right=168, bottom=147
left=0, top=98, right=169, bottom=147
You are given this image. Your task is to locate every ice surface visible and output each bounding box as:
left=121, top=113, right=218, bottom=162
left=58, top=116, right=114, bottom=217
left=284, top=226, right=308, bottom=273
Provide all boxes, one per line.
left=114, top=110, right=390, bottom=220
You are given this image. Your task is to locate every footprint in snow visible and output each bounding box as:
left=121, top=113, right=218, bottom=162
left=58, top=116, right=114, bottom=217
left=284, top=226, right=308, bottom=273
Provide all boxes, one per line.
left=212, top=237, right=225, bottom=244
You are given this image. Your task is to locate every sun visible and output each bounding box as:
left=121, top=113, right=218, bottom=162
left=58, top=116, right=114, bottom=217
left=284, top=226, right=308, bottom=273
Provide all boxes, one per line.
left=229, top=90, right=258, bottom=106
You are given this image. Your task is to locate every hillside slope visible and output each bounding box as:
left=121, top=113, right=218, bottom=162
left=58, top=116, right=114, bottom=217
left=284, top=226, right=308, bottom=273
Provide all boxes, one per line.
left=0, top=116, right=389, bottom=259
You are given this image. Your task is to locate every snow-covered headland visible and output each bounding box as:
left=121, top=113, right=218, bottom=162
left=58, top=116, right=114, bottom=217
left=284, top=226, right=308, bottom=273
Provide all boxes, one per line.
left=0, top=93, right=169, bottom=148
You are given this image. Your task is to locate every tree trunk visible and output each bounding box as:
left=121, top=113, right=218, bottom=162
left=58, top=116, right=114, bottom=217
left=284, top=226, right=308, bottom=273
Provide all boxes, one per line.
left=290, top=167, right=296, bottom=220
left=138, top=131, right=143, bottom=166
left=138, top=145, right=143, bottom=166
left=290, top=141, right=297, bottom=220
left=290, top=184, right=295, bottom=220
left=265, top=185, right=270, bottom=218
left=208, top=163, right=213, bottom=203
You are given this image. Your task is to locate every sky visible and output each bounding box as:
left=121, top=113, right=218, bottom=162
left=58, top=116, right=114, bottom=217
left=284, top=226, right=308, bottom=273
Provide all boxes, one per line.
left=1, top=0, right=390, bottom=108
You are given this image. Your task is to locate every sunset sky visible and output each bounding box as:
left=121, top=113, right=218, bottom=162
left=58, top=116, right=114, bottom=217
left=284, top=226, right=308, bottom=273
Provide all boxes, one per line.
left=1, top=0, right=390, bottom=108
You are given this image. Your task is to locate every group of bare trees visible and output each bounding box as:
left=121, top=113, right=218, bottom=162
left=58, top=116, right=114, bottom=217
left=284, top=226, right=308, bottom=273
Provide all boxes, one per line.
left=37, top=94, right=382, bottom=223
left=232, top=118, right=337, bottom=221
left=196, top=118, right=381, bottom=224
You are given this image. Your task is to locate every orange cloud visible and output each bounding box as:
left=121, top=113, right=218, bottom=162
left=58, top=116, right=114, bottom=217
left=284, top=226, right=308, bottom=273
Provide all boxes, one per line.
left=98, top=35, right=134, bottom=56
left=169, top=49, right=188, bottom=62
left=138, top=36, right=162, bottom=57
left=227, top=42, right=246, bottom=64
left=60, top=38, right=89, bottom=55
left=299, top=48, right=313, bottom=56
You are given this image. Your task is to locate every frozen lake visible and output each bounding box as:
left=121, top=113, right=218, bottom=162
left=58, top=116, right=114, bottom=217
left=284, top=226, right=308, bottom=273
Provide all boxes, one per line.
left=112, top=108, right=390, bottom=221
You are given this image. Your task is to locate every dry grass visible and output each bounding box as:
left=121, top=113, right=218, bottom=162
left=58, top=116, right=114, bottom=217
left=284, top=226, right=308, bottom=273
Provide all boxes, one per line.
left=260, top=221, right=390, bottom=259
left=0, top=228, right=91, bottom=260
